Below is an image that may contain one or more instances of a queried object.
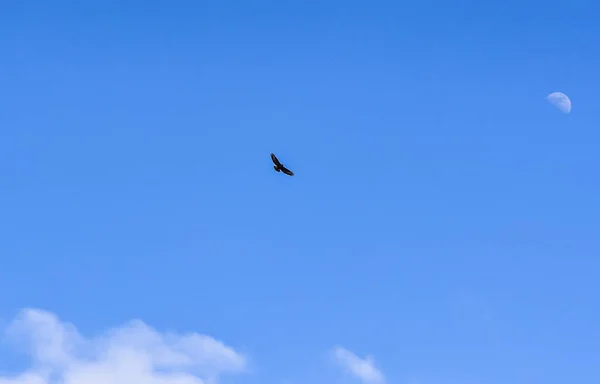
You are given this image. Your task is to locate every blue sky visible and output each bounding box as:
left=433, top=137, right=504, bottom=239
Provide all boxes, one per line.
left=1, top=1, right=599, bottom=383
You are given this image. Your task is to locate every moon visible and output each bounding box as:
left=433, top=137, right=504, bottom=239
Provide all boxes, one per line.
left=547, top=92, right=571, bottom=114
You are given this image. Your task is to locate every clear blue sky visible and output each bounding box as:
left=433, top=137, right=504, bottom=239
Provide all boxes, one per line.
left=1, top=1, right=599, bottom=383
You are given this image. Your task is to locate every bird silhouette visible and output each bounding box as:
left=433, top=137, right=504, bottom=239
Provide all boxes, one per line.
left=270, top=153, right=294, bottom=176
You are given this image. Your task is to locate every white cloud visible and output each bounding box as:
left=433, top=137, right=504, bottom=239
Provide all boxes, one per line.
left=331, top=346, right=385, bottom=384
left=0, top=308, right=248, bottom=384
left=0, top=309, right=389, bottom=384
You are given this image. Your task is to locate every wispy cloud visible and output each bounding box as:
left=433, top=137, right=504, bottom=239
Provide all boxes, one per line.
left=0, top=308, right=248, bottom=384
left=0, top=309, right=389, bottom=384
left=331, top=346, right=385, bottom=384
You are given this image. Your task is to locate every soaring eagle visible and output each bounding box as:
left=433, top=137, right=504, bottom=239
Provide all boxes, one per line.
left=270, top=153, right=294, bottom=176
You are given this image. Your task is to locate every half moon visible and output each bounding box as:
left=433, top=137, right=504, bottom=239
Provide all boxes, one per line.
left=547, top=92, right=571, bottom=114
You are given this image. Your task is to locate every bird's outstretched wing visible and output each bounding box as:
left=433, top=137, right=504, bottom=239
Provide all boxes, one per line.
left=281, top=166, right=294, bottom=176
left=270, top=153, right=282, bottom=167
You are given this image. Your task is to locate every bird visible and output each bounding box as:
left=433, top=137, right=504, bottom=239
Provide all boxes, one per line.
left=270, top=153, right=294, bottom=176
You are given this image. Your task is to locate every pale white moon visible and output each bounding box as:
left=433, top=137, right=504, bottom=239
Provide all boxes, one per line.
left=547, top=91, right=571, bottom=113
